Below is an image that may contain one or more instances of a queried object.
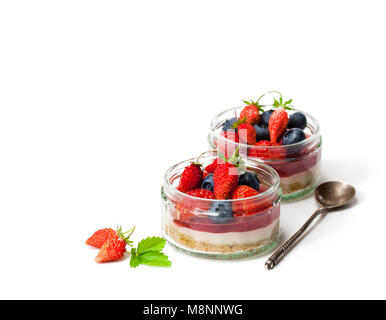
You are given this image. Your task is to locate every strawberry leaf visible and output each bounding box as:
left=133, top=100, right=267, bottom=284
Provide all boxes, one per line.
left=137, top=237, right=166, bottom=254
left=129, top=248, right=140, bottom=268
left=137, top=251, right=172, bottom=267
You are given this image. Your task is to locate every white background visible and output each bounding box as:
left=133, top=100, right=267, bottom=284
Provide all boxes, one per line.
left=0, top=0, right=385, bottom=300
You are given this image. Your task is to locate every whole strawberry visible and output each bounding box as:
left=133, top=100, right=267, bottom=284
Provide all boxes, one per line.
left=86, top=228, right=118, bottom=249
left=240, top=104, right=260, bottom=125
left=213, top=162, right=239, bottom=199
left=268, top=107, right=288, bottom=143
left=231, top=185, right=259, bottom=200
left=177, top=163, right=203, bottom=193
left=95, top=237, right=127, bottom=263
left=231, top=185, right=260, bottom=214
left=238, top=123, right=257, bottom=145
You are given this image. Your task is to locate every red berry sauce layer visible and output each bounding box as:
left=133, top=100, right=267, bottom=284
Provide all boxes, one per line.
left=265, top=148, right=321, bottom=178
left=174, top=204, right=280, bottom=233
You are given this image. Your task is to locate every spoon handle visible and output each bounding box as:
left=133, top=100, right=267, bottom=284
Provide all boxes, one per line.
left=265, top=207, right=324, bottom=270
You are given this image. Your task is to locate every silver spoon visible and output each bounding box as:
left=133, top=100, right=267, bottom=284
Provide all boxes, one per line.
left=265, top=181, right=356, bottom=270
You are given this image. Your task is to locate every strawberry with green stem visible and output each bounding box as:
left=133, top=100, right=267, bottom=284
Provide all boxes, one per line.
left=240, top=99, right=262, bottom=125
left=213, top=147, right=245, bottom=199
left=86, top=225, right=135, bottom=249
left=177, top=152, right=207, bottom=193
left=231, top=117, right=256, bottom=145
left=94, top=226, right=136, bottom=263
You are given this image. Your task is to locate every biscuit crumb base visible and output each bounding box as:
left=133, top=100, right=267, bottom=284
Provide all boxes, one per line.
left=166, top=222, right=279, bottom=254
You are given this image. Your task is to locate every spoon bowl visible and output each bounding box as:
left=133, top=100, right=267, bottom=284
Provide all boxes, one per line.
left=314, top=181, right=356, bottom=209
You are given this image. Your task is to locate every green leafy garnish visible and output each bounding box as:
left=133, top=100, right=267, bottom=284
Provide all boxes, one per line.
left=130, top=236, right=171, bottom=268
left=217, top=147, right=246, bottom=173
left=241, top=99, right=263, bottom=111
left=272, top=96, right=293, bottom=110
left=137, top=236, right=166, bottom=254
left=231, top=116, right=247, bottom=129
left=255, top=90, right=294, bottom=110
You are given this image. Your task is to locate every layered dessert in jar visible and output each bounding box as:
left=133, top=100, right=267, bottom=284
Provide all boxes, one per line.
left=161, top=150, right=281, bottom=259
left=208, top=91, right=321, bottom=201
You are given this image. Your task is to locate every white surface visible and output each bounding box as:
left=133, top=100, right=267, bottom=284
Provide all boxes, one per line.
left=0, top=0, right=385, bottom=300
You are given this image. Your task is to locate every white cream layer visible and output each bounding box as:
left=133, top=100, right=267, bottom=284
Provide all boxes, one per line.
left=169, top=218, right=279, bottom=245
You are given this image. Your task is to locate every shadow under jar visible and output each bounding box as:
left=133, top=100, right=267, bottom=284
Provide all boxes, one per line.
left=161, top=153, right=281, bottom=259
left=208, top=107, right=322, bottom=201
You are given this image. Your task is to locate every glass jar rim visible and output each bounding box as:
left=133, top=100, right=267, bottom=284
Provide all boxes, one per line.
left=209, top=107, right=320, bottom=150
left=162, top=152, right=281, bottom=204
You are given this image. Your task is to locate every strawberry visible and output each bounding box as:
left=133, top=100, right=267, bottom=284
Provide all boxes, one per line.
left=177, top=163, right=203, bottom=193
left=86, top=228, right=118, bottom=248
left=231, top=185, right=259, bottom=200
left=204, top=159, right=218, bottom=174
left=268, top=107, right=288, bottom=143
left=248, top=140, right=285, bottom=160
left=231, top=185, right=260, bottom=214
left=213, top=163, right=239, bottom=199
left=186, top=189, right=216, bottom=199
left=95, top=238, right=126, bottom=263
left=240, top=104, right=260, bottom=125
left=238, top=123, right=257, bottom=145
left=177, top=189, right=215, bottom=220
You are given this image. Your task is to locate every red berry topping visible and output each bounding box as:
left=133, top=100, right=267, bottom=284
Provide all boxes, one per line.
left=177, top=163, right=203, bottom=193
left=204, top=159, right=218, bottom=174
left=268, top=108, right=289, bottom=143
left=213, top=163, right=239, bottom=199
left=238, top=123, right=257, bottom=145
left=177, top=189, right=215, bottom=221
left=231, top=185, right=259, bottom=200
left=186, top=189, right=216, bottom=199
left=240, top=104, right=260, bottom=125
left=248, top=140, right=285, bottom=160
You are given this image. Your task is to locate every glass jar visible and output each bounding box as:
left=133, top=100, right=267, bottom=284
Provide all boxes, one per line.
left=161, top=152, right=281, bottom=259
left=208, top=107, right=321, bottom=201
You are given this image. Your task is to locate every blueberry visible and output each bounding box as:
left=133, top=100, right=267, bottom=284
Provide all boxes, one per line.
left=202, top=173, right=214, bottom=192
left=288, top=112, right=307, bottom=130
left=238, top=171, right=260, bottom=191
left=209, top=202, right=234, bottom=224
left=282, top=128, right=306, bottom=145
left=222, top=117, right=238, bottom=132
left=260, top=109, right=274, bottom=127
left=253, top=124, right=270, bottom=141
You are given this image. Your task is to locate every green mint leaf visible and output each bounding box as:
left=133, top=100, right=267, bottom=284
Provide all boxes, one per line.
left=129, top=248, right=140, bottom=268
left=138, top=251, right=172, bottom=267
left=137, top=237, right=166, bottom=254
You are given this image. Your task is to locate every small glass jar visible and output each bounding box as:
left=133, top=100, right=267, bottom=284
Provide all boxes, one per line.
left=161, top=152, right=281, bottom=259
left=208, top=107, right=322, bottom=201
